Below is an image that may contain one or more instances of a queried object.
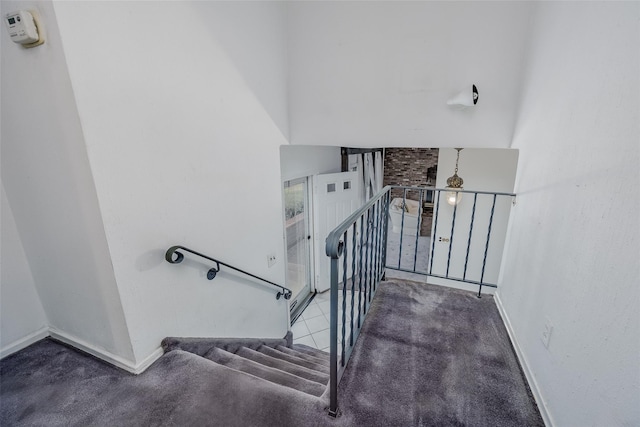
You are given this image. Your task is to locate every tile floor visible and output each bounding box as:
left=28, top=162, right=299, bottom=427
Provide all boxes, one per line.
left=291, top=292, right=331, bottom=351
left=292, top=290, right=365, bottom=353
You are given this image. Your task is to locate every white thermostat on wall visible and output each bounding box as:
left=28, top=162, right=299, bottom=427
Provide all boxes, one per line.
left=5, top=10, right=43, bottom=47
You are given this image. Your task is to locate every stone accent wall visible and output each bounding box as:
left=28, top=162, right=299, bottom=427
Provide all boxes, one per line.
left=383, top=148, right=439, bottom=236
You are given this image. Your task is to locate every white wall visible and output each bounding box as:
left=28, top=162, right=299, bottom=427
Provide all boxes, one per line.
left=53, top=1, right=291, bottom=362
left=201, top=1, right=289, bottom=140
left=429, top=148, right=518, bottom=292
left=287, top=1, right=533, bottom=148
left=0, top=184, right=48, bottom=355
left=0, top=0, right=135, bottom=363
left=498, top=2, right=639, bottom=426
left=280, top=145, right=341, bottom=182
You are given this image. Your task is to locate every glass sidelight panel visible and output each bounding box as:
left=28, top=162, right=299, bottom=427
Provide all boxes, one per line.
left=284, top=178, right=313, bottom=314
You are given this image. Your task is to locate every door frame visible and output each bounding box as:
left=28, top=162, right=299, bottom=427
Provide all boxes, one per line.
left=283, top=176, right=316, bottom=321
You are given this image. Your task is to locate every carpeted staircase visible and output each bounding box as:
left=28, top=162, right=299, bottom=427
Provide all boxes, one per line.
left=160, top=335, right=331, bottom=421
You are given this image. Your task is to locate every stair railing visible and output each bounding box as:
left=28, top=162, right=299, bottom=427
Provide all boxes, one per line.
left=386, top=185, right=516, bottom=296
left=165, top=245, right=292, bottom=300
left=324, top=185, right=516, bottom=416
left=325, top=186, right=391, bottom=417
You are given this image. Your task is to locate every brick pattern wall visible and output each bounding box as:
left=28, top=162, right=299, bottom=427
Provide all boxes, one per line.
left=383, top=148, right=439, bottom=236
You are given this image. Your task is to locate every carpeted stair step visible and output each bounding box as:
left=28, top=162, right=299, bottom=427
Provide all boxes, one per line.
left=258, top=345, right=330, bottom=374
left=163, top=350, right=327, bottom=426
left=292, top=343, right=330, bottom=359
left=204, top=348, right=326, bottom=397
left=161, top=335, right=290, bottom=357
left=236, top=347, right=329, bottom=385
left=275, top=345, right=329, bottom=367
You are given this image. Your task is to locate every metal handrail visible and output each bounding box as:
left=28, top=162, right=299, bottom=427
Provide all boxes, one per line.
left=165, top=245, right=292, bottom=300
left=325, top=186, right=391, bottom=417
left=326, top=186, right=392, bottom=259
left=389, top=185, right=516, bottom=198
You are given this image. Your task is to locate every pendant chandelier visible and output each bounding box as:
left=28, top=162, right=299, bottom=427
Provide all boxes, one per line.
left=445, top=148, right=464, bottom=206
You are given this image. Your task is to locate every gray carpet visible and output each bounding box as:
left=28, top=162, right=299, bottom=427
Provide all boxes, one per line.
left=336, top=279, right=543, bottom=427
left=0, top=279, right=543, bottom=426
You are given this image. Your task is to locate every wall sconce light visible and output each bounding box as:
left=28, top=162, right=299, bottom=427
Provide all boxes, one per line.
left=447, top=84, right=478, bottom=107
left=445, top=148, right=464, bottom=206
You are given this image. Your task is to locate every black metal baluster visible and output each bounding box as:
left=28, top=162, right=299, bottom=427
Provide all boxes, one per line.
left=429, top=191, right=441, bottom=275
left=368, top=203, right=376, bottom=302
left=372, top=199, right=379, bottom=287
left=463, top=193, right=478, bottom=281
left=375, top=198, right=383, bottom=285
left=398, top=188, right=407, bottom=269
left=357, top=215, right=365, bottom=328
left=479, top=194, right=497, bottom=297
left=413, top=189, right=424, bottom=272
left=341, top=231, right=348, bottom=366
left=328, top=254, right=339, bottom=417
left=350, top=222, right=357, bottom=347
left=445, top=195, right=459, bottom=278
left=382, top=192, right=390, bottom=273
left=363, top=208, right=371, bottom=313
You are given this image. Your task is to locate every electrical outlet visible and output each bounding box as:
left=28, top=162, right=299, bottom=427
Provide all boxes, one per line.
left=541, top=318, right=553, bottom=349
left=267, top=253, right=277, bottom=268
left=438, top=237, right=450, bottom=243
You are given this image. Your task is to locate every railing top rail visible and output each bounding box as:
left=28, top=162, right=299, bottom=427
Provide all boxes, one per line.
left=389, top=185, right=516, bottom=198
left=326, top=186, right=392, bottom=259
left=326, top=185, right=516, bottom=259
left=165, top=245, right=292, bottom=300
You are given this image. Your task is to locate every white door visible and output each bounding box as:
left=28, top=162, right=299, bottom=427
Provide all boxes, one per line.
left=313, top=172, right=362, bottom=292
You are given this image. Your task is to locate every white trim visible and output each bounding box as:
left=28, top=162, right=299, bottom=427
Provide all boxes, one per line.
left=0, top=326, right=49, bottom=359
left=306, top=175, right=317, bottom=295
left=49, top=327, right=163, bottom=374
left=133, top=346, right=165, bottom=374
left=427, top=276, right=496, bottom=295
left=494, top=292, right=554, bottom=427
left=384, top=271, right=496, bottom=296
left=283, top=175, right=315, bottom=305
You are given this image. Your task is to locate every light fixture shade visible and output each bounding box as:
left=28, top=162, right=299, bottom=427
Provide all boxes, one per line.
left=446, top=190, right=463, bottom=206
left=447, top=84, right=478, bottom=107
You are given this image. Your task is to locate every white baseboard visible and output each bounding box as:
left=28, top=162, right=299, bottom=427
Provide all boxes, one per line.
left=428, top=276, right=496, bottom=295
left=0, top=326, right=49, bottom=359
left=494, top=292, right=554, bottom=427
left=133, top=346, right=164, bottom=374
left=49, top=327, right=163, bottom=374
left=385, top=270, right=496, bottom=295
